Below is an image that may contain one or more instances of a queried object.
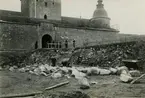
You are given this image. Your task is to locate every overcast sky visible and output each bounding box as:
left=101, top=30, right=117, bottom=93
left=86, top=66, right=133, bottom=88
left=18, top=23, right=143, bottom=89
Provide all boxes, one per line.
left=0, top=0, right=145, bottom=35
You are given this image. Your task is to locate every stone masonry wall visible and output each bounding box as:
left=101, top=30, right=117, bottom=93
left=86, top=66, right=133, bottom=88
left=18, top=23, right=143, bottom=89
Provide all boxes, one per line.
left=0, top=22, right=38, bottom=50
left=0, top=10, right=22, bottom=17
left=0, top=21, right=118, bottom=50
left=55, top=27, right=117, bottom=48
left=35, top=0, right=61, bottom=20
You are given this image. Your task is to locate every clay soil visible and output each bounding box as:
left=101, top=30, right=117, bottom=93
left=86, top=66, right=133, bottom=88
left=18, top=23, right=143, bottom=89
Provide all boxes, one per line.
left=0, top=70, right=145, bottom=98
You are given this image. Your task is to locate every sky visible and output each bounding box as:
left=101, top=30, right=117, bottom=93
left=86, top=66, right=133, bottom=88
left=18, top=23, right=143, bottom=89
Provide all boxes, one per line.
left=0, top=0, right=145, bottom=35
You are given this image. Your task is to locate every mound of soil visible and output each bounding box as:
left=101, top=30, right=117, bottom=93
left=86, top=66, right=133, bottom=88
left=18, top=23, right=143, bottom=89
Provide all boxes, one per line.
left=21, top=49, right=59, bottom=66
left=70, top=41, right=145, bottom=68
left=0, top=49, right=62, bottom=67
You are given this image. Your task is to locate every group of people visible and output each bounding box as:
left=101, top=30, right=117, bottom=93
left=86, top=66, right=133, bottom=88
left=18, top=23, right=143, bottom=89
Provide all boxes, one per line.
left=64, top=40, right=76, bottom=48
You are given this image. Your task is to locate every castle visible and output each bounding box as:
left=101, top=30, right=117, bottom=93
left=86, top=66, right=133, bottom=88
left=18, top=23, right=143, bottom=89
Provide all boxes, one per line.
left=0, top=0, right=120, bottom=50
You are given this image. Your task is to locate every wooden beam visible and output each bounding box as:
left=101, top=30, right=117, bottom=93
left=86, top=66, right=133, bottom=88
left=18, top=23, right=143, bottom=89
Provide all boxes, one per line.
left=130, top=74, right=145, bottom=84
left=0, top=81, right=69, bottom=98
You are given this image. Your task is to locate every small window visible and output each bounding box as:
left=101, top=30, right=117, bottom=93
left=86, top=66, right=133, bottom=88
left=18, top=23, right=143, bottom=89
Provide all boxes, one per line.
left=45, top=2, right=48, bottom=7
left=52, top=0, right=55, bottom=5
left=44, top=15, right=47, bottom=19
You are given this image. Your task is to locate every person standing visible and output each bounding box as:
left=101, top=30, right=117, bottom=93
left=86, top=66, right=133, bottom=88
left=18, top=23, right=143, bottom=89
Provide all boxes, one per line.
left=59, top=42, right=62, bottom=48
left=65, top=40, right=68, bottom=48
left=51, top=56, right=56, bottom=67
left=73, top=40, right=76, bottom=48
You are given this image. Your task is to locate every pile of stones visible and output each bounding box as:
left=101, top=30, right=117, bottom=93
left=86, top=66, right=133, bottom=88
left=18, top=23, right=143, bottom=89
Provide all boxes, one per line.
left=71, top=42, right=142, bottom=67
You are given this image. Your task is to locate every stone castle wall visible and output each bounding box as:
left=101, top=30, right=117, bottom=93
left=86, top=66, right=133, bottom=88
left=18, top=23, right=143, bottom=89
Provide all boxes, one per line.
left=0, top=21, right=118, bottom=50
left=55, top=27, right=118, bottom=48
left=0, top=22, right=38, bottom=50
left=0, top=10, right=22, bottom=17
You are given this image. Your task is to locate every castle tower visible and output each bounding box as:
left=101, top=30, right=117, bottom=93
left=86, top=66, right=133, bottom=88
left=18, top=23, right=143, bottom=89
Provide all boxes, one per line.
left=91, top=0, right=110, bottom=28
left=20, top=0, right=61, bottom=20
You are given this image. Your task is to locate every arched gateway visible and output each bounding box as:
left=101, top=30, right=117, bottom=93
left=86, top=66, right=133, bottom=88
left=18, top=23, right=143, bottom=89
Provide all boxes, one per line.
left=42, top=34, right=52, bottom=48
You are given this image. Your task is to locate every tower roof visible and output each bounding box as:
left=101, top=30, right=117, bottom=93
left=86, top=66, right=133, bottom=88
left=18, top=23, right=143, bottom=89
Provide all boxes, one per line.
left=92, top=0, right=109, bottom=18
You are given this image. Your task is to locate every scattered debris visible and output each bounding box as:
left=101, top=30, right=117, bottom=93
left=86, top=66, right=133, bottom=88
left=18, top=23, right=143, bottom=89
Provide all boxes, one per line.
left=120, top=70, right=133, bottom=83
left=51, top=72, right=62, bottom=78
left=43, top=91, right=90, bottom=98
left=90, top=81, right=98, bottom=85
left=10, top=63, right=122, bottom=79
left=79, top=77, right=90, bottom=90
left=110, top=68, right=118, bottom=74
left=129, top=70, right=141, bottom=77
left=0, top=91, right=42, bottom=98
left=86, top=67, right=100, bottom=76
left=18, top=68, right=26, bottom=73
left=9, top=67, right=16, bottom=72
left=130, top=74, right=145, bottom=84
left=0, top=66, right=2, bottom=71
left=116, top=66, right=129, bottom=75
left=0, top=81, right=69, bottom=98
left=71, top=68, right=86, bottom=78
left=70, top=42, right=140, bottom=68
left=61, top=58, right=70, bottom=67
left=99, top=69, right=111, bottom=75
left=45, top=81, right=69, bottom=90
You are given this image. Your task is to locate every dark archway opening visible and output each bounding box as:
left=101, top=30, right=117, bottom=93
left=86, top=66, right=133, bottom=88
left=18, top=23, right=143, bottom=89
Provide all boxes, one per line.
left=42, top=34, right=52, bottom=48
left=44, top=14, right=47, bottom=19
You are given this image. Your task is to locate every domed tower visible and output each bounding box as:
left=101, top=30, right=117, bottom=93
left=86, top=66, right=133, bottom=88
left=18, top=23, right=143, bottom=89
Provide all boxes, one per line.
left=90, top=0, right=110, bottom=28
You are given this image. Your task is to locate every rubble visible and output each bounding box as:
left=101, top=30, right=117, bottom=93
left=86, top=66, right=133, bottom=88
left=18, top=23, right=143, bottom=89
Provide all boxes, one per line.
left=70, top=67, right=90, bottom=89
left=116, top=66, right=129, bottom=75
left=70, top=42, right=142, bottom=68
left=61, top=58, right=70, bottom=67
left=71, top=68, right=86, bottom=78
left=120, top=70, right=133, bottom=83
left=0, top=66, right=2, bottom=71
left=90, top=81, right=98, bottom=85
left=131, top=74, right=145, bottom=84
left=86, top=67, right=100, bottom=76
left=6, top=63, right=122, bottom=89
left=117, top=66, right=134, bottom=83
left=1, top=41, right=145, bottom=70
left=1, top=41, right=145, bottom=97
left=79, top=77, right=90, bottom=89
left=13, top=63, right=125, bottom=78
left=18, top=67, right=30, bottom=73
left=109, top=68, right=118, bottom=74
left=9, top=66, right=17, bottom=72
left=129, top=70, right=141, bottom=77
left=42, top=91, right=90, bottom=98
left=99, top=69, right=111, bottom=75
left=51, top=72, right=62, bottom=78
left=0, top=81, right=70, bottom=98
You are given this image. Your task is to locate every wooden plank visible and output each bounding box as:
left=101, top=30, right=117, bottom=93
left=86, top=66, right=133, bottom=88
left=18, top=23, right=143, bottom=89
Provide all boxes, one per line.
left=0, top=91, right=42, bottom=98
left=45, top=81, right=69, bottom=90
left=130, top=74, right=145, bottom=84
left=0, top=81, right=69, bottom=98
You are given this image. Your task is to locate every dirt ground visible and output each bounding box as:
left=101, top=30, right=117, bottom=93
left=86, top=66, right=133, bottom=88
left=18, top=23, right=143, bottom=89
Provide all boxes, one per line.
left=0, top=70, right=145, bottom=98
